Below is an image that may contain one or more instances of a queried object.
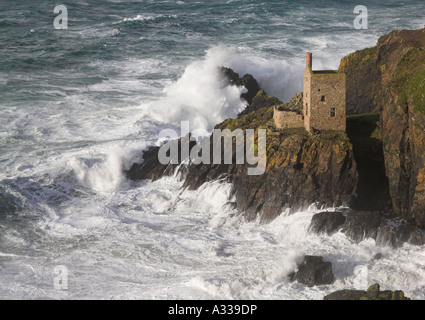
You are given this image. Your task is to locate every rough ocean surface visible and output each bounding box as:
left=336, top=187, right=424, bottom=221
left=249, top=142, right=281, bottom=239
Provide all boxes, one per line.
left=0, top=0, right=425, bottom=299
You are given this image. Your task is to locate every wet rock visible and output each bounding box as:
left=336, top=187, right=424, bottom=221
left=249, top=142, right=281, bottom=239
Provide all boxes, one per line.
left=400, top=224, right=425, bottom=246
left=238, top=74, right=261, bottom=107
left=375, top=225, right=399, bottom=248
left=342, top=211, right=382, bottom=242
left=324, top=283, right=410, bottom=300
left=308, top=211, right=346, bottom=235
left=289, top=255, right=334, bottom=287
left=127, top=70, right=358, bottom=223
left=219, top=66, right=261, bottom=107
left=373, top=253, right=383, bottom=260
left=367, top=283, right=380, bottom=298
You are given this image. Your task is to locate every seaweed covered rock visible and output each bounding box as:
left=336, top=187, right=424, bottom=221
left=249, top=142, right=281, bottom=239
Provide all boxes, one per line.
left=289, top=255, right=334, bottom=287
left=324, top=283, right=410, bottom=300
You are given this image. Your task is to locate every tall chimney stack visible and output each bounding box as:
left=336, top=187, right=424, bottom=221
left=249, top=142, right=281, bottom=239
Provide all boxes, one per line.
left=306, top=52, right=312, bottom=69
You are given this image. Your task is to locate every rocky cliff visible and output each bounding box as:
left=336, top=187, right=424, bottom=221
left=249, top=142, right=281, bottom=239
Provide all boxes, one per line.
left=127, top=29, right=425, bottom=225
left=127, top=71, right=358, bottom=222
left=340, top=29, right=425, bottom=226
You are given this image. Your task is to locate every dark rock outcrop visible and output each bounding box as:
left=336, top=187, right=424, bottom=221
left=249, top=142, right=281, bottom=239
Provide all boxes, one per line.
left=307, top=208, right=425, bottom=248
left=308, top=211, right=346, bottom=235
left=289, top=255, right=334, bottom=287
left=127, top=127, right=358, bottom=222
left=324, top=283, right=410, bottom=300
left=399, top=224, right=425, bottom=246
left=375, top=225, right=399, bottom=248
left=220, top=66, right=261, bottom=109
left=341, top=211, right=383, bottom=243
left=125, top=135, right=197, bottom=182
left=127, top=70, right=358, bottom=222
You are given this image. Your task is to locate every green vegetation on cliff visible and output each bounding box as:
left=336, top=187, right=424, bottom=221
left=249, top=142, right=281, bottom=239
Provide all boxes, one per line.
left=215, top=91, right=350, bottom=172
left=392, top=47, right=425, bottom=114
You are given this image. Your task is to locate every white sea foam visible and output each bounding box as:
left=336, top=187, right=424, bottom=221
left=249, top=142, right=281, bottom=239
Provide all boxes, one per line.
left=122, top=14, right=178, bottom=22
left=69, top=144, right=145, bottom=193
left=144, top=47, right=306, bottom=131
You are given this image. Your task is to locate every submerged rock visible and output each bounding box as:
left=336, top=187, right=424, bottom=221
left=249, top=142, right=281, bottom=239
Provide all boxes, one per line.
left=288, top=255, right=334, bottom=287
left=324, top=283, right=410, bottom=300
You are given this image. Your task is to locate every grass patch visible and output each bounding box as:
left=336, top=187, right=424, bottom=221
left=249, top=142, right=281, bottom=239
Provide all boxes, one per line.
left=392, top=48, right=425, bottom=114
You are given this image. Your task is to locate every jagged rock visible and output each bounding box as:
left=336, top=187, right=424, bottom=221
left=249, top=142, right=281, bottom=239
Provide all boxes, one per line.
left=127, top=107, right=358, bottom=223
left=308, top=211, right=346, bottom=235
left=324, top=283, right=410, bottom=300
left=375, top=225, right=399, bottom=248
left=220, top=67, right=240, bottom=86
left=125, top=135, right=197, bottom=182
left=219, top=67, right=260, bottom=107
left=127, top=70, right=357, bottom=222
left=341, top=211, right=383, bottom=243
left=288, top=255, right=334, bottom=287
left=238, top=74, right=261, bottom=106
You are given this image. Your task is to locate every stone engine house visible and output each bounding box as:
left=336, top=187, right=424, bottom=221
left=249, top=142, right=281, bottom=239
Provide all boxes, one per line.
left=274, top=53, right=346, bottom=132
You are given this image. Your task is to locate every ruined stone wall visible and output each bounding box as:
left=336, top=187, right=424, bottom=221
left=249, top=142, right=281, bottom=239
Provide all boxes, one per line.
left=273, top=107, right=304, bottom=129
left=309, top=73, right=346, bottom=132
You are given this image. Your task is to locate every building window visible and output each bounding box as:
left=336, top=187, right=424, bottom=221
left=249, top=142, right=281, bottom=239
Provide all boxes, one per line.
left=330, top=107, right=336, bottom=117
left=321, top=95, right=325, bottom=101
left=318, top=89, right=321, bottom=92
